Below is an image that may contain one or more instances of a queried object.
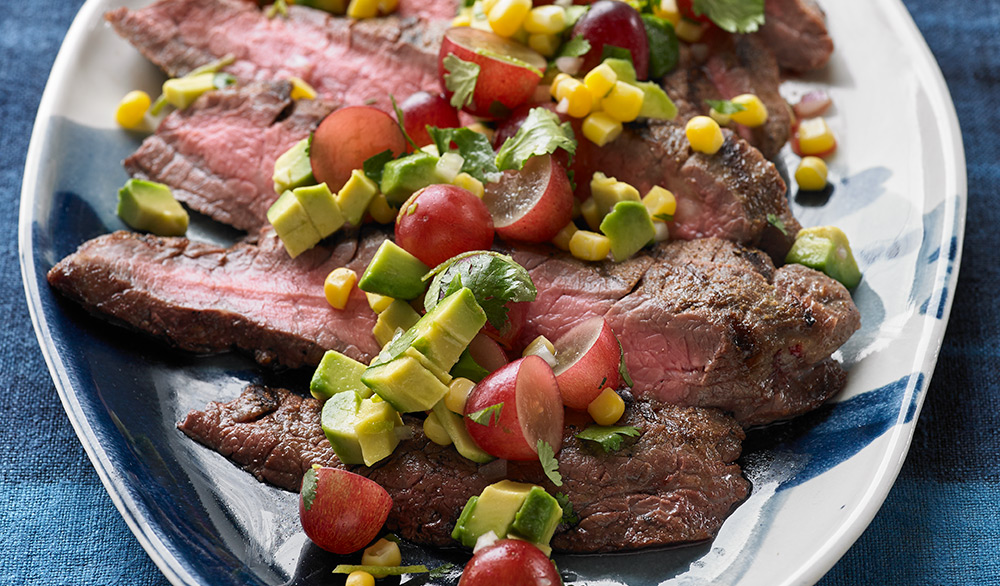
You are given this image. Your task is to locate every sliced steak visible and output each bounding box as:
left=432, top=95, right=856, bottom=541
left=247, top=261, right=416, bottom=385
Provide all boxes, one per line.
left=178, top=385, right=749, bottom=552
left=46, top=229, right=383, bottom=368
left=755, top=0, right=834, bottom=72
left=519, top=238, right=860, bottom=426
left=105, top=0, right=446, bottom=109
left=660, top=31, right=792, bottom=160
left=573, top=121, right=798, bottom=260
left=125, top=82, right=335, bottom=233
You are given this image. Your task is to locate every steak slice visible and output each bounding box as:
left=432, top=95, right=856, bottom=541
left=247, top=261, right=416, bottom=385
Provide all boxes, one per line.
left=105, top=0, right=446, bottom=109
left=573, top=121, right=798, bottom=261
left=46, top=229, right=383, bottom=368
left=519, top=238, right=860, bottom=426
left=178, top=385, right=749, bottom=552
left=755, top=0, right=834, bottom=72
left=660, top=31, right=793, bottom=160
left=125, top=82, right=336, bottom=233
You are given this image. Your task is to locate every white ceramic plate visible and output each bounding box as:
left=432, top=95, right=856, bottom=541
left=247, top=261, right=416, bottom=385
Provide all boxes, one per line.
left=20, top=1, right=966, bottom=585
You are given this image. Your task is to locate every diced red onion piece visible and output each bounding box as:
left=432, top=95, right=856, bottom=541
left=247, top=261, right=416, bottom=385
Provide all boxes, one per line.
left=794, top=90, right=832, bottom=119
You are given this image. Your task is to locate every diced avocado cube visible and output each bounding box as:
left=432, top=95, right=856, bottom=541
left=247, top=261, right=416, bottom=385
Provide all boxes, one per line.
left=358, top=240, right=430, bottom=300
left=336, top=169, right=379, bottom=226
left=320, top=391, right=366, bottom=464
left=590, top=172, right=641, bottom=217
left=403, top=346, right=453, bottom=386
left=636, top=81, right=677, bottom=120
left=116, top=178, right=189, bottom=237
left=380, top=151, right=441, bottom=205
left=431, top=401, right=493, bottom=464
left=409, top=322, right=468, bottom=377
left=510, top=486, right=563, bottom=545
left=785, top=226, right=862, bottom=289
left=320, top=391, right=403, bottom=466
left=372, top=300, right=422, bottom=348
left=427, top=287, right=488, bottom=347
left=295, top=0, right=346, bottom=13
left=600, top=200, right=656, bottom=261
left=267, top=190, right=322, bottom=257
left=449, top=348, right=489, bottom=383
left=162, top=72, right=217, bottom=110
left=452, top=496, right=480, bottom=544
left=602, top=58, right=637, bottom=84
left=361, top=355, right=451, bottom=412
left=293, top=182, right=344, bottom=237
left=273, top=137, right=315, bottom=194
left=310, top=350, right=372, bottom=400
left=451, top=480, right=534, bottom=548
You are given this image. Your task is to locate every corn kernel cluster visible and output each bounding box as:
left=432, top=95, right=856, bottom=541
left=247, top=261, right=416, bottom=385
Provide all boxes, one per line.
left=790, top=94, right=838, bottom=191
left=550, top=63, right=649, bottom=146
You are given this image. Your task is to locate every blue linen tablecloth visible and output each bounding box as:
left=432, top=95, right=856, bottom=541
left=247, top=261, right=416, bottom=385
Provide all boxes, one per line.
left=1, top=1, right=997, bottom=584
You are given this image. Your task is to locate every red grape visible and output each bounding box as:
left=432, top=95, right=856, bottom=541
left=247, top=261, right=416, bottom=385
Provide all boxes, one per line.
left=571, top=0, right=650, bottom=80
left=459, top=540, right=561, bottom=586
left=398, top=91, right=461, bottom=148
left=395, top=184, right=495, bottom=268
left=310, top=106, right=407, bottom=191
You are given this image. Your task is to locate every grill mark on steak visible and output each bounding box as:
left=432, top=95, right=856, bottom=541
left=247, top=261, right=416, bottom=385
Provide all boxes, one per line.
left=125, top=82, right=337, bottom=233
left=518, top=238, right=860, bottom=427
left=105, top=0, right=447, bottom=110
left=46, top=229, right=385, bottom=368
left=178, top=385, right=749, bottom=552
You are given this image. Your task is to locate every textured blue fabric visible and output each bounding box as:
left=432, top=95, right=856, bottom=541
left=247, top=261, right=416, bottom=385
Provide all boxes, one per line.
left=1, top=0, right=998, bottom=585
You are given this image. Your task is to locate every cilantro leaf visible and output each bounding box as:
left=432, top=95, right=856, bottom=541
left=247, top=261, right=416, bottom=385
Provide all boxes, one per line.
left=428, top=126, right=500, bottom=184
left=705, top=99, right=747, bottom=115
left=642, top=15, right=679, bottom=78
left=391, top=95, right=420, bottom=151
left=654, top=213, right=674, bottom=222
left=428, top=563, right=456, bottom=579
left=601, top=44, right=634, bottom=64
left=537, top=439, right=563, bottom=487
left=424, top=251, right=537, bottom=330
left=557, top=34, right=592, bottom=59
left=467, top=403, right=503, bottom=426
left=362, top=149, right=395, bottom=184
left=767, top=213, right=788, bottom=236
left=442, top=54, right=480, bottom=110
left=617, top=337, right=633, bottom=388
left=554, top=493, right=579, bottom=526
left=575, top=425, right=641, bottom=453
left=563, top=5, right=588, bottom=28
left=300, top=466, right=318, bottom=511
left=495, top=107, right=577, bottom=172
left=692, top=0, right=765, bottom=34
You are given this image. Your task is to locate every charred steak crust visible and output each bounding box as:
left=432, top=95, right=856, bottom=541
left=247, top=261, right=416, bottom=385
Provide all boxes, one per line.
left=46, top=229, right=384, bottom=368
left=125, top=82, right=337, bottom=233
left=105, top=0, right=447, bottom=108
left=178, top=385, right=750, bottom=552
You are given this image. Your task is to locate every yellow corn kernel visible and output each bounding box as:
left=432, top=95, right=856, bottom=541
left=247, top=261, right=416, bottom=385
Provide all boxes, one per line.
left=580, top=198, right=602, bottom=231
left=524, top=5, right=566, bottom=34
left=550, top=72, right=573, bottom=99
left=551, top=222, right=578, bottom=251
left=642, top=186, right=677, bottom=222
left=796, top=117, right=837, bottom=156
left=365, top=291, right=394, bottom=314
left=324, top=268, right=357, bottom=310
left=569, top=230, right=611, bottom=262
left=452, top=12, right=472, bottom=26
left=452, top=172, right=485, bottom=198
left=481, top=0, right=500, bottom=13
left=362, top=539, right=402, bottom=575
left=345, top=571, right=375, bottom=586
left=445, top=377, right=476, bottom=414
left=557, top=79, right=593, bottom=118
left=582, top=111, right=623, bottom=146
left=523, top=335, right=556, bottom=357
left=528, top=33, right=561, bottom=58
left=115, top=90, right=151, bottom=129
left=795, top=156, right=829, bottom=191
left=346, top=0, right=379, bottom=18
left=685, top=115, right=724, bottom=155
left=588, top=387, right=625, bottom=425
left=653, top=0, right=681, bottom=25
left=288, top=77, right=317, bottom=101
left=600, top=81, right=644, bottom=123
left=675, top=18, right=706, bottom=43
left=423, top=412, right=453, bottom=446
left=377, top=0, right=398, bottom=14
left=488, top=0, right=531, bottom=37
left=729, top=94, right=768, bottom=127
left=584, top=63, right=618, bottom=101
left=367, top=192, right=397, bottom=225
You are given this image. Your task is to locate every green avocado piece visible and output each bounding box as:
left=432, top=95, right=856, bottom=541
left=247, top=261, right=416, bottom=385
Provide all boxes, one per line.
left=272, top=137, right=315, bottom=195
left=449, top=348, right=490, bottom=383
left=380, top=151, right=441, bottom=206
left=293, top=182, right=345, bottom=237
left=785, top=226, right=863, bottom=289
left=451, top=480, right=534, bottom=547
left=641, top=14, right=679, bottom=79
left=510, top=486, right=563, bottom=545
left=361, top=355, right=451, bottom=413
left=336, top=169, right=379, bottom=226
left=431, top=400, right=493, bottom=464
left=162, top=72, right=217, bottom=110
left=310, top=350, right=372, bottom=400
left=117, top=178, right=189, bottom=237
left=320, top=391, right=403, bottom=467
left=372, top=300, right=422, bottom=348
left=590, top=172, right=641, bottom=217
left=295, top=0, right=346, bottom=13
left=602, top=57, right=637, bottom=84
left=358, top=240, right=430, bottom=300
left=636, top=81, right=678, bottom=120
left=600, top=200, right=656, bottom=261
left=267, top=190, right=322, bottom=258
